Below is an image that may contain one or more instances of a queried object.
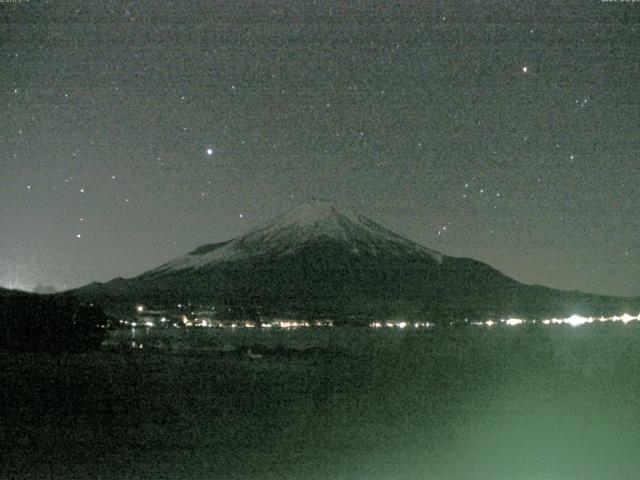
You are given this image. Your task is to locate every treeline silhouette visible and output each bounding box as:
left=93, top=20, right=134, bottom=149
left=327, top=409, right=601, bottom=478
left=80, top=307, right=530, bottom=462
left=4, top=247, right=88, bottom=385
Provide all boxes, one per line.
left=0, top=290, right=107, bottom=352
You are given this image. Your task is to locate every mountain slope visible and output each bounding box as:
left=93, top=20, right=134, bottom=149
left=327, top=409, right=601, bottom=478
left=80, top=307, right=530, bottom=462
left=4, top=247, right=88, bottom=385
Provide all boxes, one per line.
left=69, top=200, right=640, bottom=322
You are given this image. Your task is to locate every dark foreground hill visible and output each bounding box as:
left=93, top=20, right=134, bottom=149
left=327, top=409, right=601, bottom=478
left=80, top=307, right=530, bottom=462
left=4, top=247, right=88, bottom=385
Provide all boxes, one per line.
left=0, top=287, right=106, bottom=351
left=69, top=200, right=640, bottom=322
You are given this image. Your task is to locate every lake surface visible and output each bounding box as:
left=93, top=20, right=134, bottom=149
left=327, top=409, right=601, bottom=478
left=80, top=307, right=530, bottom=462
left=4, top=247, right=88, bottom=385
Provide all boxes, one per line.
left=3, top=324, right=640, bottom=479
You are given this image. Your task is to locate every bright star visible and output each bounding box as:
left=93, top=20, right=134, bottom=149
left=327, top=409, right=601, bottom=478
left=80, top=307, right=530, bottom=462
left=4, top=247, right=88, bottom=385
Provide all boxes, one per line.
left=206, top=148, right=213, bottom=155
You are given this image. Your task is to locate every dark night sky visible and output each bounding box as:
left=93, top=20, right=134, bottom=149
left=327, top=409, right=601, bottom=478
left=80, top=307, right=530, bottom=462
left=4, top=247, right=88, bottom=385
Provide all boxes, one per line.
left=1, top=0, right=638, bottom=296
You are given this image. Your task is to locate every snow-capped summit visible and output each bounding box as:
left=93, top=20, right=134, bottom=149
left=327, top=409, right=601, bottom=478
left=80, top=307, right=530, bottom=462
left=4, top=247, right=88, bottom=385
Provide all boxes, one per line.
left=258, top=198, right=365, bottom=234
left=148, top=199, right=443, bottom=274
left=240, top=198, right=442, bottom=258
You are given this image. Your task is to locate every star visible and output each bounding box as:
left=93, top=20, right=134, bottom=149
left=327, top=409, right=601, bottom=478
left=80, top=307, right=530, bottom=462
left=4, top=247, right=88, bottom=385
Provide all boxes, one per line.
left=522, top=66, right=528, bottom=74
left=206, top=148, right=213, bottom=155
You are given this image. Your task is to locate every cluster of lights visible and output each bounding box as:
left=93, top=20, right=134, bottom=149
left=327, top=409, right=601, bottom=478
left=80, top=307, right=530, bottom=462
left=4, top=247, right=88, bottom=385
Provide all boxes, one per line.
left=473, top=313, right=640, bottom=328
left=366, top=314, right=640, bottom=329
left=369, top=321, right=433, bottom=329
left=259, top=320, right=333, bottom=328
left=168, top=319, right=333, bottom=329
left=128, top=306, right=334, bottom=329
left=262, top=320, right=307, bottom=328
left=540, top=313, right=639, bottom=327
left=128, top=306, right=639, bottom=331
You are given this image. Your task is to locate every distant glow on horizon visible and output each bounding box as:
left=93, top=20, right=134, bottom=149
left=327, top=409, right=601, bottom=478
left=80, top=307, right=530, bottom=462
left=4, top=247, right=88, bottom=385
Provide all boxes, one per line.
left=0, top=263, right=52, bottom=293
left=0, top=279, right=30, bottom=292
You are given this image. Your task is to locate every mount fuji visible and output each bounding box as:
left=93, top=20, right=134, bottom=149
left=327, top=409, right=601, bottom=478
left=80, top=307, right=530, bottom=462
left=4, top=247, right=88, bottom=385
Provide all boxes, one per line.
left=70, top=199, right=639, bottom=322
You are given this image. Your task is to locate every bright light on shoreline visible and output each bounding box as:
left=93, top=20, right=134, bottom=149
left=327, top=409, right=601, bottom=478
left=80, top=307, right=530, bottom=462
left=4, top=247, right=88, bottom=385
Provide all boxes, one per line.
left=505, top=318, right=524, bottom=326
left=565, top=315, right=591, bottom=327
